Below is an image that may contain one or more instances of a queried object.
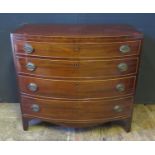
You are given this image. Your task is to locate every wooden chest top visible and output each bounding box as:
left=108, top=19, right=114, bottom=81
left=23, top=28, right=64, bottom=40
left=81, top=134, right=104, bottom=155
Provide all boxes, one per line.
left=11, top=24, right=143, bottom=42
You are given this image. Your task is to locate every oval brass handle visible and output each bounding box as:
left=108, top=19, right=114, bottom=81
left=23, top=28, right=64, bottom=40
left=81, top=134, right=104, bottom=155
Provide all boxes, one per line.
left=120, top=45, right=130, bottom=54
left=26, top=62, right=36, bottom=71
left=23, top=43, right=34, bottom=54
left=113, top=105, right=123, bottom=112
left=27, top=83, right=38, bottom=92
left=117, top=63, right=128, bottom=72
left=116, top=83, right=125, bottom=92
left=31, top=104, right=40, bottom=112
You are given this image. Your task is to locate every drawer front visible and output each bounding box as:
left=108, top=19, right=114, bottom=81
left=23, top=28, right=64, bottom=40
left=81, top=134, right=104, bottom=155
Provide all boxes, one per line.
left=14, top=40, right=141, bottom=58
left=19, top=76, right=136, bottom=99
left=16, top=56, right=138, bottom=79
left=21, top=95, right=133, bottom=120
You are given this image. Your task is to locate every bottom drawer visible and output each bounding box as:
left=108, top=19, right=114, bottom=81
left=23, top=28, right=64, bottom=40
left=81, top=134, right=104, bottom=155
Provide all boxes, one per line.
left=21, top=95, right=133, bottom=122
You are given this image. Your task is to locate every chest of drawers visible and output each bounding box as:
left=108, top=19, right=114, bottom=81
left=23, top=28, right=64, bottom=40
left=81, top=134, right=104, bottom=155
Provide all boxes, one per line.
left=11, top=24, right=143, bottom=132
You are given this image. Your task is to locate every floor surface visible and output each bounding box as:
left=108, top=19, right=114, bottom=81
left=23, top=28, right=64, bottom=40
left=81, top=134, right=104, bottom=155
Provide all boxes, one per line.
left=0, top=103, right=155, bottom=141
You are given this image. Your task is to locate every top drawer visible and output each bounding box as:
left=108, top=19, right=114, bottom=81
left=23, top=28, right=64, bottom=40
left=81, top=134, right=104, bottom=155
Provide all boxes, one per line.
left=14, top=40, right=141, bottom=59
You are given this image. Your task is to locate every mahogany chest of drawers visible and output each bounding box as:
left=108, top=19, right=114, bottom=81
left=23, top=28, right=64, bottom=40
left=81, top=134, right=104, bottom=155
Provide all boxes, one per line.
left=10, top=24, right=143, bottom=132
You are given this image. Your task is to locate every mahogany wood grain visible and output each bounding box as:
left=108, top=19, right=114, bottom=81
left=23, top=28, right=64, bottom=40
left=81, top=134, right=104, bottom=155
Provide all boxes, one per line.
left=21, top=95, right=133, bottom=121
left=11, top=24, right=143, bottom=43
left=22, top=114, right=132, bottom=129
left=13, top=36, right=143, bottom=43
left=14, top=40, right=141, bottom=59
left=19, top=75, right=136, bottom=99
left=16, top=56, right=138, bottom=79
left=10, top=24, right=143, bottom=131
left=12, top=24, right=143, bottom=37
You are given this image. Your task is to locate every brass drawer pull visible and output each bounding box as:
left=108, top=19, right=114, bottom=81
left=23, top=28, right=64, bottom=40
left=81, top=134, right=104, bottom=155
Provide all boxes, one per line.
left=23, top=43, right=34, bottom=54
left=26, top=62, right=36, bottom=71
left=27, top=83, right=38, bottom=92
left=116, top=83, right=125, bottom=92
left=120, top=45, right=130, bottom=54
left=31, top=104, right=40, bottom=112
left=113, top=105, right=123, bottom=112
left=117, top=63, right=128, bottom=72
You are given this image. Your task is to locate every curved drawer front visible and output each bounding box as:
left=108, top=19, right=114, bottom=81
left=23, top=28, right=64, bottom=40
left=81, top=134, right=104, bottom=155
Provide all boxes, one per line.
left=21, top=95, right=133, bottom=121
left=14, top=40, right=140, bottom=58
left=16, top=56, right=138, bottom=79
left=19, top=76, right=136, bottom=99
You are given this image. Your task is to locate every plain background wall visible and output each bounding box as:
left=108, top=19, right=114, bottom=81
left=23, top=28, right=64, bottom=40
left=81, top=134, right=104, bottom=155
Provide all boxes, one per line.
left=0, top=13, right=154, bottom=103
